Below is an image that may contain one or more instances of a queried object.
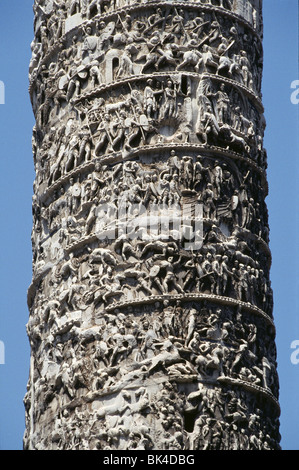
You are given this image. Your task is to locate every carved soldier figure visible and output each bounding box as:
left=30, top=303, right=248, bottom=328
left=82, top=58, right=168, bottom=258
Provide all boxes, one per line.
left=124, top=106, right=149, bottom=150
left=116, top=38, right=138, bottom=78
left=161, top=79, right=178, bottom=120
left=82, top=26, right=99, bottom=63
left=94, top=113, right=113, bottom=155
left=216, top=83, right=230, bottom=125
left=143, top=79, right=158, bottom=120
left=202, top=183, right=216, bottom=220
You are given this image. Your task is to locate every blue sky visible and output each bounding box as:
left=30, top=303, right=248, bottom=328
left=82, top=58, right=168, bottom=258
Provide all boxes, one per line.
left=0, top=0, right=298, bottom=450
left=262, top=0, right=299, bottom=451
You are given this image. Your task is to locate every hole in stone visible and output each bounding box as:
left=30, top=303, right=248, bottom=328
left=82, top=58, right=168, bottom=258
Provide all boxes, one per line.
left=89, top=6, right=97, bottom=19
left=181, top=75, right=189, bottom=95
left=184, top=410, right=197, bottom=433
left=112, top=57, right=119, bottom=80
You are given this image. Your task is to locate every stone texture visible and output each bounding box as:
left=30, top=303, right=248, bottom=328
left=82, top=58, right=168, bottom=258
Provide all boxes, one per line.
left=24, top=0, right=280, bottom=450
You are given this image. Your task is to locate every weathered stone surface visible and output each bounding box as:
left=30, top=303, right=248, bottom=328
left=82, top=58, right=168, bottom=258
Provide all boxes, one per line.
left=24, top=0, right=280, bottom=450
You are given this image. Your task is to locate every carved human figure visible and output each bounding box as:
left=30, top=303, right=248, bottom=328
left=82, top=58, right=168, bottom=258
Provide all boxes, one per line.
left=216, top=83, right=230, bottom=125
left=95, top=114, right=113, bottom=155
left=161, top=80, right=178, bottom=120
left=143, top=79, right=162, bottom=120
left=82, top=27, right=99, bottom=63
left=116, top=39, right=138, bottom=78
left=177, top=38, right=203, bottom=72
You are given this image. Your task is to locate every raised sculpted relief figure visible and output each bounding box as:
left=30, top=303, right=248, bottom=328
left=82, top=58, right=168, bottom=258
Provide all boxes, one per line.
left=29, top=41, right=42, bottom=75
left=124, top=106, right=150, bottom=151
left=116, top=39, right=138, bottom=78
left=177, top=36, right=203, bottom=73
left=216, top=37, right=236, bottom=77
left=156, top=43, right=179, bottom=72
left=215, top=83, right=230, bottom=125
left=143, top=79, right=160, bottom=121
left=240, top=50, right=253, bottom=89
left=94, top=113, right=113, bottom=156
left=82, top=26, right=99, bottom=64
left=160, top=79, right=178, bottom=121
left=67, top=0, right=81, bottom=17
left=141, top=32, right=162, bottom=74
left=86, top=0, right=108, bottom=19
left=82, top=21, right=115, bottom=66
left=196, top=99, right=220, bottom=144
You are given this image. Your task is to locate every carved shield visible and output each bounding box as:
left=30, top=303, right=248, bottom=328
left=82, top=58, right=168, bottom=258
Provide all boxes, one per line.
left=125, top=117, right=133, bottom=128
left=139, top=114, right=149, bottom=131
left=77, top=65, right=88, bottom=79
left=149, top=265, right=160, bottom=277
left=72, top=183, right=81, bottom=197
left=58, top=75, right=69, bottom=90
left=100, top=21, right=116, bottom=41
left=231, top=194, right=239, bottom=210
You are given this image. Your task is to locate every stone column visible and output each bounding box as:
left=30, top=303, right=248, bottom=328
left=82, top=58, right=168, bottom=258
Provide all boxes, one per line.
left=24, top=0, right=280, bottom=450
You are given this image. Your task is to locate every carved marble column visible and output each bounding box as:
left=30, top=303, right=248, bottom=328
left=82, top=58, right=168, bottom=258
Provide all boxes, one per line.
left=24, top=0, right=280, bottom=450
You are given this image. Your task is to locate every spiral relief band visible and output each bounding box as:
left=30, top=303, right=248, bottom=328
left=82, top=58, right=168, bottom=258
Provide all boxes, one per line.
left=25, top=0, right=280, bottom=450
